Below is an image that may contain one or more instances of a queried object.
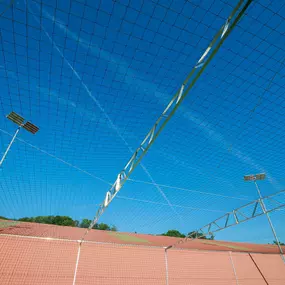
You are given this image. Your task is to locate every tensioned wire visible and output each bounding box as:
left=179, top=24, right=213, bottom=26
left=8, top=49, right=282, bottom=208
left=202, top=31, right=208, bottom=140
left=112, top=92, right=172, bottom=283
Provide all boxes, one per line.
left=0, top=127, right=246, bottom=216
left=26, top=0, right=183, bottom=223
left=1, top=0, right=282, bottom=244
left=75, top=0, right=253, bottom=241
left=0, top=0, right=253, bottom=230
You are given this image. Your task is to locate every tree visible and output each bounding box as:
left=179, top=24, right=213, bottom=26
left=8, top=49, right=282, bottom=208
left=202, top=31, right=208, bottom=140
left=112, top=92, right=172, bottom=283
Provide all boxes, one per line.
left=273, top=240, right=285, bottom=246
left=18, top=217, right=35, bottom=222
left=16, top=215, right=117, bottom=231
left=79, top=220, right=117, bottom=231
left=188, top=231, right=214, bottom=240
left=110, top=225, right=117, bottom=232
left=0, top=216, right=9, bottom=220
left=52, top=216, right=76, bottom=226
left=18, top=215, right=77, bottom=227
left=79, top=219, right=92, bottom=228
left=161, top=230, right=185, bottom=238
left=97, top=223, right=110, bottom=231
left=161, top=230, right=214, bottom=240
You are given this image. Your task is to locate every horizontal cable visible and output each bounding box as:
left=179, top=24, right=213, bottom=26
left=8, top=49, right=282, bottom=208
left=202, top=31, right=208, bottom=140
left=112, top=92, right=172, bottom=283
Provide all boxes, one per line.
left=129, top=179, right=252, bottom=201
left=117, top=195, right=228, bottom=213
left=0, top=128, right=111, bottom=185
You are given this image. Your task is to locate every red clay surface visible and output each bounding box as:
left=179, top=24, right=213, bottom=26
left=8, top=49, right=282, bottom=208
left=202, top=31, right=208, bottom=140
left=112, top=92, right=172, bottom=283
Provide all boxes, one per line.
left=250, top=253, right=285, bottom=285
left=231, top=252, right=267, bottom=285
left=168, top=249, right=236, bottom=285
left=76, top=243, right=166, bottom=285
left=0, top=221, right=285, bottom=285
left=0, top=219, right=284, bottom=253
left=0, top=235, right=77, bottom=285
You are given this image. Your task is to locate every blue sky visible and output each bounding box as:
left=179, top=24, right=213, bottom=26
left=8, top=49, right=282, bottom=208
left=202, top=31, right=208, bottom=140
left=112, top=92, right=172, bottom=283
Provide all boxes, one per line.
left=0, top=0, right=285, bottom=244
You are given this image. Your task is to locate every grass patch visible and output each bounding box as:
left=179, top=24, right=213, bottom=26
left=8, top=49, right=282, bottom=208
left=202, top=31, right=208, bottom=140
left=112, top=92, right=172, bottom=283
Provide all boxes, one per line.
left=0, top=220, right=20, bottom=228
left=109, top=232, right=150, bottom=243
left=201, top=240, right=250, bottom=251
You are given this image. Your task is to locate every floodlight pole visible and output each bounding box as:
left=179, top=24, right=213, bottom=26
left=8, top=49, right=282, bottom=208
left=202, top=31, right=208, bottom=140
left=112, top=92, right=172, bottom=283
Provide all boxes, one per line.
left=0, top=126, right=21, bottom=167
left=1, top=111, right=39, bottom=167
left=253, top=179, right=284, bottom=259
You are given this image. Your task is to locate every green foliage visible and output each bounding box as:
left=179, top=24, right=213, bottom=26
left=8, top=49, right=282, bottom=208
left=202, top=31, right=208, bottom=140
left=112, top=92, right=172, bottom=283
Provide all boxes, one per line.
left=17, top=215, right=117, bottom=231
left=188, top=231, right=214, bottom=240
left=273, top=240, right=285, bottom=246
left=161, top=230, right=186, bottom=238
left=18, top=215, right=77, bottom=227
left=80, top=220, right=117, bottom=231
left=79, top=219, right=92, bottom=228
left=17, top=215, right=118, bottom=231
left=93, top=223, right=109, bottom=230
left=8, top=214, right=215, bottom=239
left=0, top=216, right=9, bottom=220
left=110, top=225, right=117, bottom=232
left=161, top=230, right=214, bottom=240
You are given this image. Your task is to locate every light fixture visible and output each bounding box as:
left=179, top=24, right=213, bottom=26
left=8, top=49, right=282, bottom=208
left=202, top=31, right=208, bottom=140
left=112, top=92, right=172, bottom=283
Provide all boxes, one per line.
left=244, top=173, right=266, bottom=181
left=243, top=172, right=284, bottom=259
left=0, top=111, right=39, bottom=167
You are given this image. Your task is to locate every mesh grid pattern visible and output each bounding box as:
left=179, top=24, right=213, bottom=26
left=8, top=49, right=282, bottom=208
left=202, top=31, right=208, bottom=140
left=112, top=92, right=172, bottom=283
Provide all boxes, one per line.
left=1, top=235, right=285, bottom=284
left=0, top=0, right=285, bottom=282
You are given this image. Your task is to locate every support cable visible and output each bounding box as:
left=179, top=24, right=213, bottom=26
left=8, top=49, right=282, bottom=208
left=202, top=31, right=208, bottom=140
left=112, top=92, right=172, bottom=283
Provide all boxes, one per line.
left=0, top=128, right=111, bottom=185
left=0, top=0, right=15, bottom=17
left=248, top=253, right=269, bottom=285
left=27, top=0, right=181, bottom=222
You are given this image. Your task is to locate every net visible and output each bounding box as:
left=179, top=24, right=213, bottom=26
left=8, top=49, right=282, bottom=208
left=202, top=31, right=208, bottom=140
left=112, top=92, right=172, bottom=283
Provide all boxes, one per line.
left=0, top=0, right=285, bottom=283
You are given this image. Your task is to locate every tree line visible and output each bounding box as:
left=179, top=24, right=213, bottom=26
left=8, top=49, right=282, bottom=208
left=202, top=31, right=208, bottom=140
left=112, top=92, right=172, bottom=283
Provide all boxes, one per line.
left=4, top=216, right=283, bottom=244
left=161, top=229, right=214, bottom=240
left=1, top=215, right=118, bottom=231
left=1, top=215, right=209, bottom=238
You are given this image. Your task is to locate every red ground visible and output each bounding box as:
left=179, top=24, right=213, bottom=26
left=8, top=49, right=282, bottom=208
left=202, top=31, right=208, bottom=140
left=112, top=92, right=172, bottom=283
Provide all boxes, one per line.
left=0, top=220, right=285, bottom=284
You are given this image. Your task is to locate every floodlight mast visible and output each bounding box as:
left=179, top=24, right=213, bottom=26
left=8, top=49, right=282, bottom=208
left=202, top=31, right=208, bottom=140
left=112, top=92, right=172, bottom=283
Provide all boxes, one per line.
left=0, top=112, right=39, bottom=167
left=0, top=126, right=21, bottom=167
left=244, top=173, right=284, bottom=261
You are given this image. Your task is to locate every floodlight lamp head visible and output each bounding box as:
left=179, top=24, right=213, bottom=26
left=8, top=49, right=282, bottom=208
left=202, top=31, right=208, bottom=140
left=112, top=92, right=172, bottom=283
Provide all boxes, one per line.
left=255, top=173, right=266, bottom=181
left=23, top=121, right=39, bottom=134
left=6, top=111, right=24, bottom=126
left=244, top=173, right=266, bottom=182
left=6, top=111, right=39, bottom=134
left=244, top=174, right=255, bottom=181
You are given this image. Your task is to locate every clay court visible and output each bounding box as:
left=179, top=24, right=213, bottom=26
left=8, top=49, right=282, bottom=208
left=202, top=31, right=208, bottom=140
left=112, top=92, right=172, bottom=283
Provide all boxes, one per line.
left=1, top=220, right=285, bottom=284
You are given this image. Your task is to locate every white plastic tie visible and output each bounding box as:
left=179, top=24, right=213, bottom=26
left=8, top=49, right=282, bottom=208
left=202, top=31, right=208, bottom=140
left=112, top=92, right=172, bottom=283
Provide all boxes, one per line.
left=104, top=191, right=111, bottom=207
left=197, top=46, right=211, bottom=65
left=115, top=174, right=122, bottom=192
left=176, top=84, right=185, bottom=103
left=221, top=19, right=230, bottom=38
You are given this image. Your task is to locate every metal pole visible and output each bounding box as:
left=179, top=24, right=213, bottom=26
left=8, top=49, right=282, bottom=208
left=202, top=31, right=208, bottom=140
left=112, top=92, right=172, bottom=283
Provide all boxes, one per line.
left=164, top=248, right=169, bottom=285
left=0, top=126, right=21, bottom=167
left=254, top=180, right=285, bottom=262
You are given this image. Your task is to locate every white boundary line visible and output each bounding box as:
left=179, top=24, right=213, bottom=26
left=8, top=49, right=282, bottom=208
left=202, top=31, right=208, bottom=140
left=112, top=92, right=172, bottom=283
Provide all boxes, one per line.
left=72, top=243, right=81, bottom=285
left=229, top=251, right=239, bottom=285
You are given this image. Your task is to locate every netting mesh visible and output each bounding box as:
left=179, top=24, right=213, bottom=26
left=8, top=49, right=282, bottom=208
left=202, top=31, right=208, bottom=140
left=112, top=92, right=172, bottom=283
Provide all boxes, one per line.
left=0, top=0, right=285, bottom=283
